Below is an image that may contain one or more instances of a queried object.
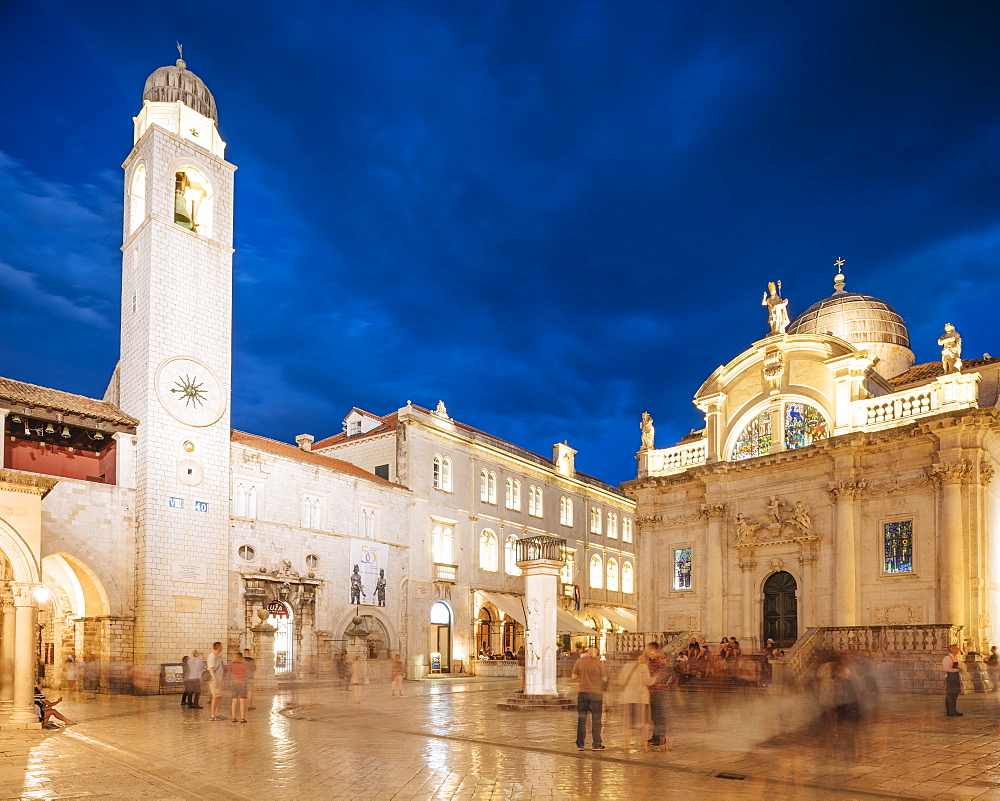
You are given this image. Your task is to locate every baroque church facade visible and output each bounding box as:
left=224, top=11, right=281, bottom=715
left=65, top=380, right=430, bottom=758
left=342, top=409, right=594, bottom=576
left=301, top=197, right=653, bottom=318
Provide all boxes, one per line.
left=0, top=58, right=637, bottom=724
left=626, top=270, right=1000, bottom=653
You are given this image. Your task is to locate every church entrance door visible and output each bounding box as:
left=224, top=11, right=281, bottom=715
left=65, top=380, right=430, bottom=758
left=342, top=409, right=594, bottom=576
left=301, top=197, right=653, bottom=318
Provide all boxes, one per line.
left=762, top=571, right=797, bottom=647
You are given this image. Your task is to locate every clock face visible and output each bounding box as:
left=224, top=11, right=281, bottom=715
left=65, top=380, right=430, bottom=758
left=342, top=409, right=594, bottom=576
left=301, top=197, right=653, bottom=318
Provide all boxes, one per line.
left=154, top=356, right=226, bottom=427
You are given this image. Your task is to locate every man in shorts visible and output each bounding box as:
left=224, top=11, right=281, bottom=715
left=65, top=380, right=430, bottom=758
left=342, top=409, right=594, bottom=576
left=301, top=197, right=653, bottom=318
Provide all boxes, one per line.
left=208, top=641, right=226, bottom=720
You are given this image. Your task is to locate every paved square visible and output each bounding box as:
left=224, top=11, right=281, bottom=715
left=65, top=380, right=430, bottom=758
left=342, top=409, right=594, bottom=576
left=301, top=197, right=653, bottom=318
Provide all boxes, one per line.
left=2, top=678, right=1000, bottom=800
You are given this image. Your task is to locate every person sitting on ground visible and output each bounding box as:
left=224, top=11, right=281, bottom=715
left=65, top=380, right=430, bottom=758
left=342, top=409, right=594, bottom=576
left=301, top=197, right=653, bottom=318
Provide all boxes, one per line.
left=34, top=685, right=76, bottom=729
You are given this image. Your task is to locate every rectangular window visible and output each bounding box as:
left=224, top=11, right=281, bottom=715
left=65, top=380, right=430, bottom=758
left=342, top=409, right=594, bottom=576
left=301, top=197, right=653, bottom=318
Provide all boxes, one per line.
left=883, top=520, right=913, bottom=574
left=560, top=550, right=575, bottom=584
left=673, top=547, right=692, bottom=590
left=374, top=464, right=389, bottom=480
left=169, top=497, right=183, bottom=508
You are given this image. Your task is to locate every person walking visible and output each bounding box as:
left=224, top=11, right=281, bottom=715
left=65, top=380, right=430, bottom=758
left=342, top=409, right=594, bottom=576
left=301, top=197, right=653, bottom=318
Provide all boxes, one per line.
left=229, top=652, right=248, bottom=722
left=617, top=653, right=653, bottom=750
left=646, top=641, right=674, bottom=749
left=390, top=654, right=406, bottom=697
left=944, top=644, right=964, bottom=716
left=243, top=649, right=257, bottom=710
left=207, top=642, right=226, bottom=720
left=986, top=646, right=1000, bottom=691
left=180, top=655, right=191, bottom=707
left=349, top=656, right=367, bottom=704
left=63, top=655, right=79, bottom=697
left=184, top=650, right=205, bottom=708
left=571, top=647, right=609, bottom=751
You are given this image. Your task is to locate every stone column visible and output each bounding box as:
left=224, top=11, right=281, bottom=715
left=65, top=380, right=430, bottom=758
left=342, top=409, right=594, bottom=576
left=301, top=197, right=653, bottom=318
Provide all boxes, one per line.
left=517, top=558, right=563, bottom=695
left=9, top=583, right=39, bottom=725
left=702, top=504, right=727, bottom=641
left=829, top=481, right=864, bottom=626
left=738, top=552, right=757, bottom=643
left=930, top=462, right=972, bottom=628
left=249, top=622, right=277, bottom=689
left=0, top=596, right=15, bottom=715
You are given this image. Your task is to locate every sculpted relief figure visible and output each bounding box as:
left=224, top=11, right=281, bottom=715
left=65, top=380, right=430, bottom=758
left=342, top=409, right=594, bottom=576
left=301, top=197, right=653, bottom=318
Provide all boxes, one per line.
left=789, top=501, right=812, bottom=534
left=761, top=281, right=790, bottom=335
left=735, top=512, right=761, bottom=541
left=640, top=411, right=655, bottom=451
left=766, top=495, right=785, bottom=524
left=938, top=323, right=963, bottom=374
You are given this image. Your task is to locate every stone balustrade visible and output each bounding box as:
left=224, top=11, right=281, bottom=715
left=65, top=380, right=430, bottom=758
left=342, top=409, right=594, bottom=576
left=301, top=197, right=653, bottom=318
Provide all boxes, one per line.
left=851, top=372, right=979, bottom=430
left=641, top=441, right=708, bottom=478
left=606, top=631, right=690, bottom=656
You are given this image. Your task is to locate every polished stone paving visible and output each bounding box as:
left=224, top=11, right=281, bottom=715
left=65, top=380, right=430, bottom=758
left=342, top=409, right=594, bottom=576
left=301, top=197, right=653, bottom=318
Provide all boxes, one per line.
left=2, top=677, right=1000, bottom=800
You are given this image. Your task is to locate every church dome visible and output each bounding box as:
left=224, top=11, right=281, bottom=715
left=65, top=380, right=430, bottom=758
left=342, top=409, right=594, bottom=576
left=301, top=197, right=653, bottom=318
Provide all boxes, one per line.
left=142, top=59, right=217, bottom=122
left=787, top=270, right=914, bottom=377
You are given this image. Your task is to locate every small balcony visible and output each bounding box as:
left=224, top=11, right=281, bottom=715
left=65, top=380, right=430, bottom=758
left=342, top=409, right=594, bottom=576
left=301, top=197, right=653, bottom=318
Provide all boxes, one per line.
left=433, top=563, right=458, bottom=583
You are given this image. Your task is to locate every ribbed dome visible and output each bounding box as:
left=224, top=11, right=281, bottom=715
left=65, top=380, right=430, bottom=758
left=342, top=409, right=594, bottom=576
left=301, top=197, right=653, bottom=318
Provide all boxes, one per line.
left=142, top=59, right=217, bottom=122
left=788, top=290, right=910, bottom=348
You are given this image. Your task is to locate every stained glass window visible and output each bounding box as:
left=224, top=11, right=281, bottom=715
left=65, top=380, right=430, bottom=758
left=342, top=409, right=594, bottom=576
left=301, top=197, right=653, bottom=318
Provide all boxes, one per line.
left=731, top=411, right=772, bottom=460
left=784, top=402, right=829, bottom=450
left=884, top=520, right=913, bottom=574
left=673, top=547, right=692, bottom=590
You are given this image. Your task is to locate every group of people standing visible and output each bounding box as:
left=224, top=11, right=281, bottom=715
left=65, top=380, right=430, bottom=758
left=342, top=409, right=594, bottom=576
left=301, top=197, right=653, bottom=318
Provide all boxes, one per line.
left=180, top=643, right=256, bottom=722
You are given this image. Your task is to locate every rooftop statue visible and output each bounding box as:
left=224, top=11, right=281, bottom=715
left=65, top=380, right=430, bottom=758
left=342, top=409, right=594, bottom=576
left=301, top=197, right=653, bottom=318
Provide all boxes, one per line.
left=938, top=323, right=963, bottom=374
left=640, top=412, right=655, bottom=451
left=761, top=281, right=790, bottom=335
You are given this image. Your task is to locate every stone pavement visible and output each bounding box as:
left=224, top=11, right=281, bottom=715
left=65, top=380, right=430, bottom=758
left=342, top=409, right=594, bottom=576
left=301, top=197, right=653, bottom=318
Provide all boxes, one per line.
left=1, top=677, right=1000, bottom=800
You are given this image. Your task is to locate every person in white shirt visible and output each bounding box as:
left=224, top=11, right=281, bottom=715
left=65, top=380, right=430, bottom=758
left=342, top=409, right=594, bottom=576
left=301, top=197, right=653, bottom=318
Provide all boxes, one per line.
left=943, top=644, right=963, bottom=716
left=207, top=642, right=226, bottom=720
left=185, top=650, right=205, bottom=709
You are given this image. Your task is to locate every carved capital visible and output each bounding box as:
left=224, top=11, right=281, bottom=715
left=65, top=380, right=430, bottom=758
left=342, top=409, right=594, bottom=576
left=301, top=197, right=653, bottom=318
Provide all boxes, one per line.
left=700, top=503, right=728, bottom=519
left=738, top=559, right=757, bottom=573
left=799, top=545, right=819, bottom=566
left=828, top=480, right=867, bottom=501
left=9, top=582, right=40, bottom=607
left=927, top=460, right=974, bottom=485
left=981, top=464, right=995, bottom=486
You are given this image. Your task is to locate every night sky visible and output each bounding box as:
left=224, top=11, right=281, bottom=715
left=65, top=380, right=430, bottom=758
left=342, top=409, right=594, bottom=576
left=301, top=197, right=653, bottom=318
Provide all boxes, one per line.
left=2, top=2, right=1000, bottom=484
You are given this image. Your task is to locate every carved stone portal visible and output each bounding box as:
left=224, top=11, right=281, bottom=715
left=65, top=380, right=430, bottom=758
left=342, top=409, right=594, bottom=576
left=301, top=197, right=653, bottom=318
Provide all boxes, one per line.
left=734, top=497, right=815, bottom=549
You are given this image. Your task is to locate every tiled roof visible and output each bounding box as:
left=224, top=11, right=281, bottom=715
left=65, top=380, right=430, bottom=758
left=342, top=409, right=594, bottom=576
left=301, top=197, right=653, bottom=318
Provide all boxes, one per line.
left=231, top=429, right=406, bottom=489
left=0, top=375, right=138, bottom=428
left=315, top=406, right=629, bottom=499
left=888, top=357, right=1000, bottom=388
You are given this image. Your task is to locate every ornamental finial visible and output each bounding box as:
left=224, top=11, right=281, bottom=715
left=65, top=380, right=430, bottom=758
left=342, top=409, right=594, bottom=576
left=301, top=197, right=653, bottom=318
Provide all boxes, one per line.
left=833, top=258, right=846, bottom=294
left=176, top=42, right=186, bottom=69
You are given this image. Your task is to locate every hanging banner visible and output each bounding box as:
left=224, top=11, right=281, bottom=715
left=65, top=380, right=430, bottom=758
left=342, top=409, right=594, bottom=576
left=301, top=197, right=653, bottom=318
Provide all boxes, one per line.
left=349, top=539, right=390, bottom=607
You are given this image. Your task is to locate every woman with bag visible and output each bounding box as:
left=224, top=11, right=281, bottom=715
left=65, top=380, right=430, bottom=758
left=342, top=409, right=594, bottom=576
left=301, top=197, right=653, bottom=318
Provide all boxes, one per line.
left=617, top=653, right=653, bottom=750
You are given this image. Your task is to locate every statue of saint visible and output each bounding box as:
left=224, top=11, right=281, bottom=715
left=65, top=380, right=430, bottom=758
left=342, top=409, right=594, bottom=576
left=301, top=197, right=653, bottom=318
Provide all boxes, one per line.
left=938, top=323, right=963, bottom=374
left=350, top=564, right=366, bottom=605
left=767, top=495, right=785, bottom=524
left=789, top=501, right=812, bottom=534
left=375, top=569, right=387, bottom=607
left=640, top=412, right=655, bottom=451
left=761, top=281, right=790, bottom=335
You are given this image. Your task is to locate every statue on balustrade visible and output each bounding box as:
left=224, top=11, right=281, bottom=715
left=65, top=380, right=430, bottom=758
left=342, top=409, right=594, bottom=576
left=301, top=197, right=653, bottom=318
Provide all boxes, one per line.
left=938, top=323, right=963, bottom=374
left=761, top=281, right=790, bottom=335
left=640, top=412, right=655, bottom=451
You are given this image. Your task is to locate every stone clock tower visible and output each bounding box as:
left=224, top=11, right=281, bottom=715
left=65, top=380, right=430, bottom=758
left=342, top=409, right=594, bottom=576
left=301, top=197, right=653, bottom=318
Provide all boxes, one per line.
left=116, top=55, right=235, bottom=687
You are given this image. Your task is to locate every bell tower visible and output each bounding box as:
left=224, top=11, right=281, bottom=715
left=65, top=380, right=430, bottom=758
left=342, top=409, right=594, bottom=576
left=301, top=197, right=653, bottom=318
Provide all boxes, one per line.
left=118, top=53, right=236, bottom=689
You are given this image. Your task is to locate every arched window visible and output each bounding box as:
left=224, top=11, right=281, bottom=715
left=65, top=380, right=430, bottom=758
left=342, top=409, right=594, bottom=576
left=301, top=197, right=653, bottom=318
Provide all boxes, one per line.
left=235, top=483, right=247, bottom=518
left=607, top=513, right=618, bottom=539
left=247, top=486, right=258, bottom=520
left=430, top=601, right=451, bottom=624
left=622, top=561, right=634, bottom=593
left=511, top=480, right=521, bottom=511
left=504, top=535, right=520, bottom=575
left=311, top=499, right=322, bottom=529
left=784, top=402, right=829, bottom=450
left=488, top=472, right=497, bottom=504
left=505, top=478, right=513, bottom=509
left=590, top=506, right=601, bottom=535
left=559, top=497, right=573, bottom=526
left=589, top=554, right=603, bottom=589
left=561, top=550, right=575, bottom=583
left=528, top=486, right=543, bottom=518
left=606, top=558, right=619, bottom=591
left=480, top=529, right=498, bottom=572
left=173, top=166, right=213, bottom=238
left=622, top=518, right=633, bottom=543
left=480, top=470, right=489, bottom=502
left=432, top=523, right=454, bottom=564
left=128, top=164, right=146, bottom=234
left=433, top=455, right=453, bottom=491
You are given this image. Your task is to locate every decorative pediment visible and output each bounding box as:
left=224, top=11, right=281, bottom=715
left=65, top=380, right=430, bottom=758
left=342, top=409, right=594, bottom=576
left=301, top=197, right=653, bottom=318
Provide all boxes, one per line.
left=734, top=496, right=816, bottom=549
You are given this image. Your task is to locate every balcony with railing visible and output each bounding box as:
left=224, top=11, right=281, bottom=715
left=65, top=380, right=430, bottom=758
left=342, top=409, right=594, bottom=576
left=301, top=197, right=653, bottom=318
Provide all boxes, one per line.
left=850, top=371, right=979, bottom=430
left=433, top=563, right=457, bottom=583
left=639, top=439, right=708, bottom=478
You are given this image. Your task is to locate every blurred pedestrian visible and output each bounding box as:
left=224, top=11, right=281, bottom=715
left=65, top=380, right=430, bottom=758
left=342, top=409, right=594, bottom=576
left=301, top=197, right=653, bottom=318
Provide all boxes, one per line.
left=986, top=645, right=999, bottom=691
left=944, top=644, right=963, bottom=716
left=63, top=655, right=79, bottom=697
left=180, top=654, right=191, bottom=707
left=82, top=655, right=99, bottom=699
left=571, top=647, right=608, bottom=751
left=516, top=645, right=526, bottom=692
left=391, top=653, right=406, bottom=697
left=617, top=653, right=652, bottom=749
left=208, top=641, right=226, bottom=720
left=184, top=650, right=204, bottom=708
left=646, top=642, right=674, bottom=750
left=243, top=649, right=257, bottom=710
left=229, top=652, right=248, bottom=722
left=350, top=656, right=367, bottom=704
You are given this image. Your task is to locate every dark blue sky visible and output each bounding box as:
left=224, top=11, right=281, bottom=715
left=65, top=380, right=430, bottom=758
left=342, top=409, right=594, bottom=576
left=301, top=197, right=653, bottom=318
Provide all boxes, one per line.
left=2, top=2, right=1000, bottom=483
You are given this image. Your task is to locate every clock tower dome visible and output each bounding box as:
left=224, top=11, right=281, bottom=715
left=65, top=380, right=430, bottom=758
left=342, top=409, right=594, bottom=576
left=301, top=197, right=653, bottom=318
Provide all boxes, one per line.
left=117, top=54, right=236, bottom=686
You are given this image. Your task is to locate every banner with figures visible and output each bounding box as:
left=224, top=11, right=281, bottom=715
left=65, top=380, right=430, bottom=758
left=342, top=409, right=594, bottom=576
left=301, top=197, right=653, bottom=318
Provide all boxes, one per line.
left=348, top=539, right=390, bottom=607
